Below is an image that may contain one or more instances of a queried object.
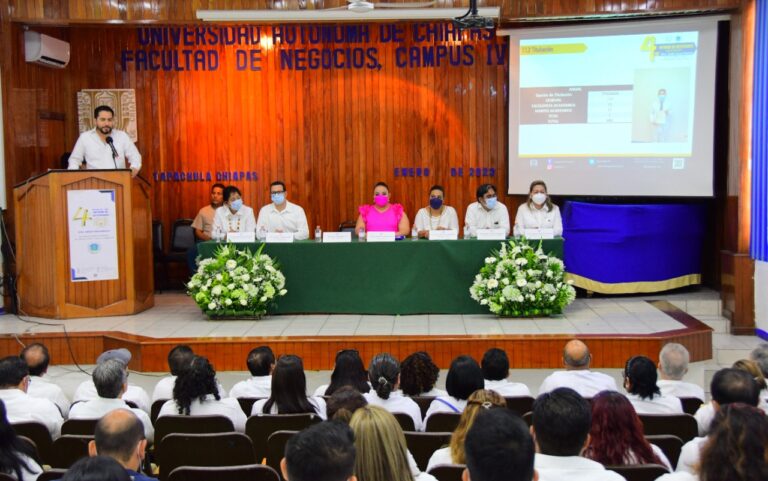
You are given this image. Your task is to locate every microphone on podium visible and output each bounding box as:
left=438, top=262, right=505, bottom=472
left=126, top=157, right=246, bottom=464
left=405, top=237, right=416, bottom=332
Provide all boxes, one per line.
left=106, top=136, right=118, bottom=168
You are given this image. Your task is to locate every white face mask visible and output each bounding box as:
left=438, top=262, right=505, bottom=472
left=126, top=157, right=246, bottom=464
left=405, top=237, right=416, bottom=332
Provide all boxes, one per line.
left=531, top=193, right=547, bottom=205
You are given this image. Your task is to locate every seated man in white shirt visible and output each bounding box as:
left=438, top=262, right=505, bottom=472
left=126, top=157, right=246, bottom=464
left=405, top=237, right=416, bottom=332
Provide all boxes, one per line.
left=532, top=388, right=626, bottom=481
left=70, top=360, right=154, bottom=443
left=678, top=368, right=760, bottom=474
left=0, top=356, right=63, bottom=439
left=464, top=183, right=510, bottom=237
left=74, top=349, right=151, bottom=413
left=623, top=355, right=683, bottom=415
left=538, top=340, right=618, bottom=398
left=229, top=346, right=275, bottom=399
left=657, top=343, right=705, bottom=401
left=256, top=181, right=309, bottom=240
left=20, top=342, right=70, bottom=417
left=463, top=408, right=536, bottom=481
left=151, top=345, right=194, bottom=403
left=187, top=183, right=225, bottom=271
left=481, top=348, right=531, bottom=397
left=68, top=105, right=141, bottom=177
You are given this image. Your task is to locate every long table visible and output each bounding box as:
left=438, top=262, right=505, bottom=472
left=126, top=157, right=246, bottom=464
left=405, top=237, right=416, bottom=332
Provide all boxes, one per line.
left=198, top=238, right=563, bottom=315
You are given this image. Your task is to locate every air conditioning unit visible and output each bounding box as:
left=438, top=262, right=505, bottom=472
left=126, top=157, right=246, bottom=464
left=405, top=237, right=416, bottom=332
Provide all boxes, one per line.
left=24, top=31, right=70, bottom=68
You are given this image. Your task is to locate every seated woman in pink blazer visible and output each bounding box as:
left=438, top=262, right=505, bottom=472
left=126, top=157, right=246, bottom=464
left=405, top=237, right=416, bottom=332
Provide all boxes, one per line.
left=355, top=182, right=410, bottom=236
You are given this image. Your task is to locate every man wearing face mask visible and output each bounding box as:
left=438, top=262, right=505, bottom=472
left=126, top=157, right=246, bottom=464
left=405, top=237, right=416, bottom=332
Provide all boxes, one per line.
left=464, top=184, right=511, bottom=238
left=212, top=185, right=257, bottom=237
left=650, top=88, right=670, bottom=142
left=513, top=180, right=562, bottom=237
left=256, top=181, right=310, bottom=240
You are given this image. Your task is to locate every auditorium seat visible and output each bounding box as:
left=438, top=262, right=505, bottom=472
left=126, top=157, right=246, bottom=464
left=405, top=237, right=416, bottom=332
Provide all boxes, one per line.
left=522, top=411, right=533, bottom=427
left=504, top=396, right=535, bottom=415
left=49, top=434, right=92, bottom=468
left=638, top=413, right=698, bottom=443
left=158, top=432, right=255, bottom=481
left=393, top=412, right=416, bottom=432
left=338, top=220, right=356, bottom=232
left=151, top=399, right=169, bottom=425
left=246, top=413, right=321, bottom=462
left=168, top=464, right=280, bottom=481
left=425, top=413, right=461, bottom=433
left=154, top=415, right=235, bottom=446
left=428, top=464, right=466, bottom=481
left=266, top=430, right=298, bottom=479
left=37, top=469, right=68, bottom=481
left=412, top=397, right=435, bottom=418
left=678, top=397, right=704, bottom=415
left=645, top=434, right=683, bottom=469
left=405, top=431, right=451, bottom=471
left=605, top=464, right=669, bottom=481
left=12, top=422, right=53, bottom=465
left=0, top=474, right=15, bottom=481
left=61, top=418, right=98, bottom=436
left=236, top=397, right=264, bottom=416
left=153, top=218, right=194, bottom=289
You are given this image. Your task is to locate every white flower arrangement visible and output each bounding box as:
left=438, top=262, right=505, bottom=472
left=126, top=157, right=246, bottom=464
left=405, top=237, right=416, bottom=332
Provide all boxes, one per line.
left=470, top=238, right=576, bottom=317
left=187, top=243, right=287, bottom=318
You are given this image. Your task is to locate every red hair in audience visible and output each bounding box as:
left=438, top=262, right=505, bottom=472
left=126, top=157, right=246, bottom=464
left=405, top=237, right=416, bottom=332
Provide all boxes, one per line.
left=584, top=391, right=663, bottom=466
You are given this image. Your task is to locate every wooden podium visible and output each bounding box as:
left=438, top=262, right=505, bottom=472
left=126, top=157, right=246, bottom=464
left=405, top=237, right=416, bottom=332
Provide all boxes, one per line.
left=13, top=170, right=154, bottom=318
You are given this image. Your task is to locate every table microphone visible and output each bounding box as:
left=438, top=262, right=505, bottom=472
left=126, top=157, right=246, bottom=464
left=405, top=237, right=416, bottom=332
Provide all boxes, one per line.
left=106, top=136, right=118, bottom=168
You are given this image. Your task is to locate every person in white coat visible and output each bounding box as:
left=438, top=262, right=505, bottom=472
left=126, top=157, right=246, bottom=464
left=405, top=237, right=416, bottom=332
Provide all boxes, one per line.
left=481, top=348, right=531, bottom=397
left=20, top=343, right=70, bottom=417
left=623, top=356, right=683, bottom=415
left=513, top=180, right=562, bottom=237
left=538, top=340, right=618, bottom=398
left=0, top=398, right=44, bottom=481
left=657, top=343, right=705, bottom=401
left=0, top=356, right=63, bottom=439
left=424, top=356, right=485, bottom=424
left=251, top=355, right=326, bottom=420
left=363, top=353, right=423, bottom=431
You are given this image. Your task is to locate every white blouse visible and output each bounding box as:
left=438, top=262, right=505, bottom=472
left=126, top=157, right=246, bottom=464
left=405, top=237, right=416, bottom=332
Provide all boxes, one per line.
left=213, top=205, right=256, bottom=234
left=413, top=206, right=460, bottom=232
left=513, top=203, right=563, bottom=237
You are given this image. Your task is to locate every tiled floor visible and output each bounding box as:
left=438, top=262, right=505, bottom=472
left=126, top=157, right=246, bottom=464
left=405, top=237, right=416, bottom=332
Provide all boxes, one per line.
left=5, top=293, right=699, bottom=338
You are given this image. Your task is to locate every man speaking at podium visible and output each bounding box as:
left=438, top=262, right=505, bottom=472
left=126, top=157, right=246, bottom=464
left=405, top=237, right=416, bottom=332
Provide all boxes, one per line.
left=68, top=105, right=142, bottom=178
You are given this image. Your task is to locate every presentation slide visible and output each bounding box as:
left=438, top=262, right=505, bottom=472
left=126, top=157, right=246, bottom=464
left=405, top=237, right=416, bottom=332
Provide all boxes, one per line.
left=504, top=18, right=720, bottom=196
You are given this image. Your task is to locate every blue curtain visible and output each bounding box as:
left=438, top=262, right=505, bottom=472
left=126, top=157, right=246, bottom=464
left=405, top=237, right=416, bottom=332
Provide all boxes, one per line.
left=752, top=0, right=768, bottom=261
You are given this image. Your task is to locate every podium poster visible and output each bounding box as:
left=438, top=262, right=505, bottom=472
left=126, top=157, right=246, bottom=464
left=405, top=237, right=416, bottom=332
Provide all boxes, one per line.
left=67, top=189, right=119, bottom=282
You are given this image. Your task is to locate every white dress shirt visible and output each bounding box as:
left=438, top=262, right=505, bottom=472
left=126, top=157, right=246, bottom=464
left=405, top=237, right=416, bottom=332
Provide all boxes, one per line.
left=414, top=387, right=447, bottom=397
left=213, top=205, right=257, bottom=234
left=74, top=380, right=150, bottom=413
left=0, top=389, right=63, bottom=438
left=10, top=452, right=43, bottom=481
left=191, top=205, right=217, bottom=237
left=158, top=395, right=247, bottom=432
left=484, top=379, right=532, bottom=397
left=534, top=453, right=627, bottom=481
left=68, top=129, right=141, bottom=171
left=229, top=376, right=272, bottom=399
left=27, top=375, right=70, bottom=417
left=626, top=392, right=683, bottom=415
left=256, top=201, right=309, bottom=240
left=657, top=380, right=705, bottom=401
left=464, top=202, right=510, bottom=237
left=694, top=392, right=768, bottom=435
left=69, top=397, right=154, bottom=443
left=424, top=396, right=467, bottom=427
left=657, top=473, right=698, bottom=481
left=676, top=436, right=707, bottom=474
left=151, top=376, right=228, bottom=403
left=426, top=446, right=453, bottom=471
left=364, top=391, right=423, bottom=431
left=313, top=382, right=372, bottom=397
left=513, top=203, right=563, bottom=237
left=414, top=207, right=460, bottom=232
left=251, top=397, right=327, bottom=420
left=538, top=370, right=618, bottom=398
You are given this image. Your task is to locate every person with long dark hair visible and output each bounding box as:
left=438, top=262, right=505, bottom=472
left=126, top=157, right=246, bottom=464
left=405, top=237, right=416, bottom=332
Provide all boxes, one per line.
left=424, top=355, right=484, bottom=422
left=400, top=352, right=445, bottom=397
left=0, top=399, right=43, bottom=481
left=157, top=355, right=246, bottom=432
left=314, top=349, right=370, bottom=396
left=584, top=391, right=671, bottom=470
left=252, top=355, right=326, bottom=419
left=363, top=353, right=423, bottom=431
left=623, top=356, right=683, bottom=414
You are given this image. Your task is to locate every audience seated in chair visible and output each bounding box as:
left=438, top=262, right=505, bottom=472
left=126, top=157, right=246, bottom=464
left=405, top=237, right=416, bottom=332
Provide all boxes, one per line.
left=623, top=356, right=683, bottom=415
left=61, top=456, right=132, bottom=481
left=463, top=407, right=535, bottom=481
left=0, top=399, right=43, bottom=481
left=252, top=355, right=326, bottom=419
left=87, top=409, right=157, bottom=481
left=363, top=353, right=423, bottom=431
left=326, top=386, right=368, bottom=422
left=314, top=349, right=371, bottom=397
left=481, top=348, right=531, bottom=397
left=69, top=360, right=154, bottom=443
left=538, top=340, right=618, bottom=398
left=20, top=343, right=71, bottom=417
left=0, top=356, right=63, bottom=439
left=230, top=346, right=275, bottom=399
left=73, top=349, right=150, bottom=414
left=400, top=352, right=445, bottom=398
left=281, top=420, right=356, bottom=481
left=583, top=391, right=671, bottom=470
left=152, top=345, right=193, bottom=402
left=427, top=390, right=506, bottom=471
left=425, top=356, right=484, bottom=423
left=158, top=356, right=246, bottom=432
left=531, top=387, right=624, bottom=481
left=656, top=344, right=704, bottom=401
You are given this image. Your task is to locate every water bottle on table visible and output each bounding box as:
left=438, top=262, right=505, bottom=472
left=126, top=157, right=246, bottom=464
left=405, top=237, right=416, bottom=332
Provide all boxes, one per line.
left=463, top=224, right=470, bottom=239
left=315, top=225, right=322, bottom=242
left=359, top=227, right=366, bottom=242
left=411, top=226, right=419, bottom=240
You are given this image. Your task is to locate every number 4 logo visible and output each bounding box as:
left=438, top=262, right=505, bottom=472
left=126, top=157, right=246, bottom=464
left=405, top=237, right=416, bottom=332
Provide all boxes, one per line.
left=73, top=207, right=91, bottom=226
left=640, top=36, right=657, bottom=62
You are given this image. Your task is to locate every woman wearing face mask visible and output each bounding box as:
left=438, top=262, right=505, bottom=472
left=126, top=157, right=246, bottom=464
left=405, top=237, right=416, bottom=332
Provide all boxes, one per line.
left=464, top=183, right=510, bottom=238
left=355, top=182, right=410, bottom=236
left=512, top=180, right=562, bottom=237
left=413, top=185, right=459, bottom=238
left=212, top=185, right=257, bottom=237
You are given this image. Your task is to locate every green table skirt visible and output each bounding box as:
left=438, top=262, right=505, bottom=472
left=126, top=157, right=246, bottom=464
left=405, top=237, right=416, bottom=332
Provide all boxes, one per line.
left=197, top=238, right=563, bottom=315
